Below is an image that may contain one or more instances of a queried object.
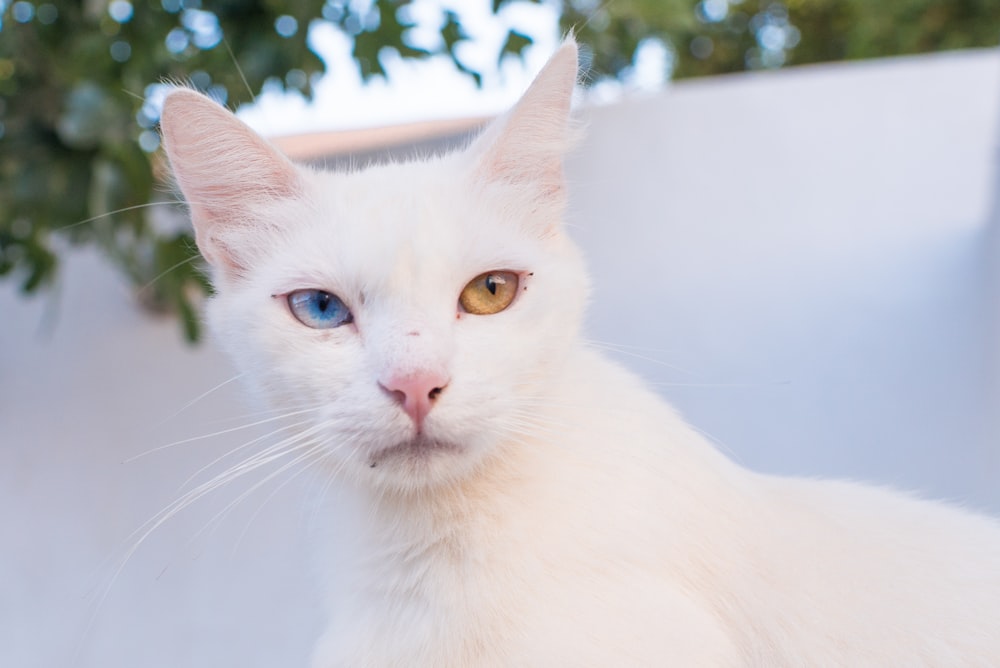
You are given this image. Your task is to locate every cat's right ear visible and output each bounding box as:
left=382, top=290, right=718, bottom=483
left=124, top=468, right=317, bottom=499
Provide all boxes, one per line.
left=468, top=39, right=579, bottom=234
left=159, top=89, right=303, bottom=277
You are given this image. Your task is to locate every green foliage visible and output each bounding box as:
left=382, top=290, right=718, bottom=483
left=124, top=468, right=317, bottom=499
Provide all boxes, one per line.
left=564, top=0, right=1000, bottom=82
left=1, top=0, right=997, bottom=341
left=0, top=0, right=323, bottom=340
left=785, top=0, right=1000, bottom=65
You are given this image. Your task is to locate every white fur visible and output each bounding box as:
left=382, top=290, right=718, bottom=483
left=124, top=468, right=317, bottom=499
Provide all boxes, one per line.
left=160, top=40, right=1000, bottom=666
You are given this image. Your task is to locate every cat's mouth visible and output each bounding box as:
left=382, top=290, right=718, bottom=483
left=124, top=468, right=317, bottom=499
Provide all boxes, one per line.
left=368, top=435, right=462, bottom=467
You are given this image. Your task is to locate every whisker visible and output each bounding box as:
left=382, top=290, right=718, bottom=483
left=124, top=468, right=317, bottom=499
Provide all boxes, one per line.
left=177, top=418, right=316, bottom=491
left=223, top=443, right=330, bottom=555
left=153, top=373, right=247, bottom=428
left=191, top=401, right=331, bottom=428
left=584, top=339, right=693, bottom=374
left=58, top=201, right=183, bottom=232
left=183, top=438, right=323, bottom=554
left=569, top=0, right=622, bottom=39
left=103, top=422, right=334, bottom=598
left=584, top=338, right=681, bottom=355
left=123, top=405, right=325, bottom=463
left=136, top=254, right=201, bottom=296
left=647, top=380, right=789, bottom=389
left=223, top=37, right=255, bottom=103
left=85, top=429, right=313, bottom=649
left=305, top=445, right=359, bottom=529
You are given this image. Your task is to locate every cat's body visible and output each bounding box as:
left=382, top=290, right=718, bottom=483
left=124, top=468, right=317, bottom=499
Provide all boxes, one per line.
left=160, top=40, right=1000, bottom=666
left=310, top=348, right=1000, bottom=667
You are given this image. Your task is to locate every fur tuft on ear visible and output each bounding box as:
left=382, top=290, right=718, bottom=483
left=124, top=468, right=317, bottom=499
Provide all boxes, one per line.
left=471, top=39, right=580, bottom=223
left=159, top=89, right=303, bottom=276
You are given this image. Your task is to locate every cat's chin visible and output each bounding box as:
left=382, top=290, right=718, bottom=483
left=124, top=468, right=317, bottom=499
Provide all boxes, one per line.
left=369, top=435, right=463, bottom=465
left=358, top=434, right=477, bottom=489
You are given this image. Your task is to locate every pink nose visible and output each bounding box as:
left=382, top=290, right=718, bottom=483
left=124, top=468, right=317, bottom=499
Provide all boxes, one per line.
left=379, top=370, right=450, bottom=430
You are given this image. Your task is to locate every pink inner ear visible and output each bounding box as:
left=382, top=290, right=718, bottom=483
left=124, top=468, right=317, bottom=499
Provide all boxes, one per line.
left=190, top=211, right=249, bottom=275
left=473, top=40, right=577, bottom=194
left=484, top=150, right=565, bottom=196
left=161, top=89, right=303, bottom=274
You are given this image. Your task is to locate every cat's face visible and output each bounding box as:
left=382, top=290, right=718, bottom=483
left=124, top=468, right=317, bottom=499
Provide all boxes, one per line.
left=161, top=42, right=585, bottom=491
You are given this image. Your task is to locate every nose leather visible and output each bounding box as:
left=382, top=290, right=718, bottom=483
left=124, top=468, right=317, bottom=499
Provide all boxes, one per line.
left=379, top=369, right=450, bottom=430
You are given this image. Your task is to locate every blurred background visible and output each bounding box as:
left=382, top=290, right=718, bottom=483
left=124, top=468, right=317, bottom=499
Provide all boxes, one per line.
left=2, top=1, right=1000, bottom=666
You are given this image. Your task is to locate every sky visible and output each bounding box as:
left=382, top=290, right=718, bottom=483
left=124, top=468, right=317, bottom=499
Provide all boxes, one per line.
left=233, top=1, right=671, bottom=138
left=236, top=1, right=565, bottom=137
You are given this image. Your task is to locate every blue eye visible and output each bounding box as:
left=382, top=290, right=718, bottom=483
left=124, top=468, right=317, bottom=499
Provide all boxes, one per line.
left=287, top=289, right=352, bottom=329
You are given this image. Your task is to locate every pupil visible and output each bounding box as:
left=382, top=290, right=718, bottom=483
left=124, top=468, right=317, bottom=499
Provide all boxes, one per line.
left=486, top=276, right=497, bottom=295
left=317, top=292, right=330, bottom=312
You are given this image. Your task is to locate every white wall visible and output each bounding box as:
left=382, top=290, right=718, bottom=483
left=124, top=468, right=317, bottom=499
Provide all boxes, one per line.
left=571, top=51, right=1000, bottom=507
left=2, top=50, right=998, bottom=667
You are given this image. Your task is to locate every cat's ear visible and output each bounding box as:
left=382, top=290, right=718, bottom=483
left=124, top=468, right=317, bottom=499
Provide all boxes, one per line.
left=159, top=89, right=303, bottom=276
left=470, top=39, right=579, bottom=228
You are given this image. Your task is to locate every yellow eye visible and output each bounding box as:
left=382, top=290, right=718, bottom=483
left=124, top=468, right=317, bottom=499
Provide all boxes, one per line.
left=459, top=271, right=520, bottom=315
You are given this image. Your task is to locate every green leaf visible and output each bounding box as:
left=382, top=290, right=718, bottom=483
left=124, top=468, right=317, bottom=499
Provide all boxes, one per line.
left=20, top=239, right=56, bottom=293
left=441, top=10, right=483, bottom=87
left=440, top=10, right=469, bottom=51
left=174, top=288, right=202, bottom=342
left=498, top=29, right=534, bottom=66
left=491, top=0, right=542, bottom=13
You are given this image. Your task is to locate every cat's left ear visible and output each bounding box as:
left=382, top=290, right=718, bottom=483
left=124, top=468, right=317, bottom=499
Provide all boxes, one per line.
left=470, top=39, right=579, bottom=228
left=160, top=89, right=303, bottom=278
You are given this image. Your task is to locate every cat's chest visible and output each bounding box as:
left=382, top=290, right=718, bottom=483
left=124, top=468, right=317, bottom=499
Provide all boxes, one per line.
left=312, top=530, right=738, bottom=668
left=314, top=526, right=526, bottom=666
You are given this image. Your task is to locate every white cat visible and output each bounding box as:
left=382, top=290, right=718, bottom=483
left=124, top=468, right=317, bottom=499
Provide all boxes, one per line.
left=160, top=40, right=1000, bottom=667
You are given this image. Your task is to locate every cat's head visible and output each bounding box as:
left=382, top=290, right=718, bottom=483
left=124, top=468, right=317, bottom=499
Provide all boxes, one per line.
left=160, top=40, right=587, bottom=492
